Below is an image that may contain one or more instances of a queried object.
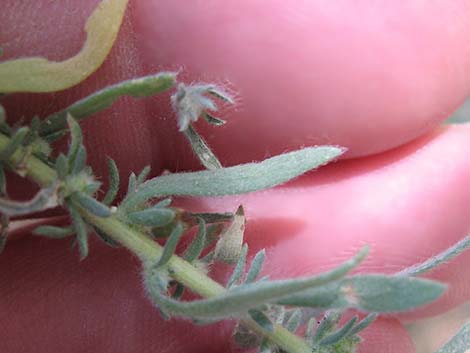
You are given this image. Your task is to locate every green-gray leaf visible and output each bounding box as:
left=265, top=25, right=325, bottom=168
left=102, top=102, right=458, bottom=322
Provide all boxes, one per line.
left=278, top=274, right=446, bottom=313
left=33, top=225, right=74, bottom=239
left=397, top=236, right=470, bottom=277
left=184, top=124, right=222, bottom=170
left=122, top=146, right=345, bottom=210
left=0, top=126, right=29, bottom=160
left=0, top=185, right=58, bottom=216
left=184, top=218, right=206, bottom=263
left=244, top=249, right=266, bottom=284
left=40, top=72, right=177, bottom=137
left=72, top=192, right=111, bottom=218
left=146, top=247, right=367, bottom=320
left=435, top=323, right=470, bottom=353
left=128, top=207, right=175, bottom=227
left=248, top=309, right=273, bottom=332
left=102, top=158, right=119, bottom=206
left=155, top=222, right=185, bottom=267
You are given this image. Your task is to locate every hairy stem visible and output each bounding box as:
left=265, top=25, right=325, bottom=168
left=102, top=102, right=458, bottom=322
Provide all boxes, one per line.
left=0, top=132, right=311, bottom=353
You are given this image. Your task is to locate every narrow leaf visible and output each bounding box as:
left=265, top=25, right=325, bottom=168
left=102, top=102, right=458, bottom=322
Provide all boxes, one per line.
left=172, top=283, right=185, bottom=300
left=397, top=236, right=470, bottom=276
left=0, top=184, right=58, bottom=216
left=314, top=312, right=342, bottom=342
left=184, top=124, right=222, bottom=170
left=0, top=105, right=5, bottom=124
left=0, top=215, right=9, bottom=253
left=347, top=313, right=377, bottom=336
left=124, top=146, right=345, bottom=209
left=0, top=127, right=29, bottom=160
left=184, top=218, right=206, bottom=262
left=248, top=309, right=273, bottom=332
left=244, top=249, right=266, bottom=284
left=137, top=166, right=151, bottom=185
left=285, top=309, right=302, bottom=333
left=54, top=154, right=69, bottom=180
left=66, top=115, right=82, bottom=171
left=155, top=222, right=185, bottom=267
left=127, top=172, right=137, bottom=195
left=71, top=145, right=87, bottom=174
left=72, top=192, right=112, bottom=218
left=203, top=113, right=226, bottom=126
left=0, top=164, right=6, bottom=195
left=188, top=212, right=233, bottom=224
left=128, top=208, right=175, bottom=227
left=146, top=248, right=367, bottom=320
left=33, top=225, right=74, bottom=239
left=154, top=198, right=172, bottom=208
left=93, top=227, right=119, bottom=247
left=435, top=323, right=470, bottom=353
left=69, top=205, right=88, bottom=260
left=318, top=316, right=358, bottom=346
left=102, top=158, right=119, bottom=205
left=279, top=274, right=446, bottom=313
left=227, top=244, right=248, bottom=288
left=40, top=72, right=177, bottom=135
left=305, top=318, right=317, bottom=342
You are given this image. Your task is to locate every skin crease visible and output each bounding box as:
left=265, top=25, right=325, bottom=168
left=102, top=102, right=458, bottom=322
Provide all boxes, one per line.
left=0, top=1, right=470, bottom=352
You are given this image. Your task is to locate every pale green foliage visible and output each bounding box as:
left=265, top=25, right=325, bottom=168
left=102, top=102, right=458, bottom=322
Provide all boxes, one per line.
left=435, top=323, right=470, bottom=353
left=0, top=72, right=468, bottom=353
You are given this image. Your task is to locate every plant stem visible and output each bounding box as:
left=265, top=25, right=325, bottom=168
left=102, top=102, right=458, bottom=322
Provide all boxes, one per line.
left=0, top=133, right=312, bottom=353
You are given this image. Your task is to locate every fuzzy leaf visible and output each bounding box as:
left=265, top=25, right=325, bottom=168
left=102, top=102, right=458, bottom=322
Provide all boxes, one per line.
left=40, top=72, right=176, bottom=135
left=154, top=198, right=172, bottom=208
left=244, top=249, right=266, bottom=284
left=214, top=206, right=245, bottom=264
left=278, top=274, right=446, bottom=313
left=314, top=312, right=342, bottom=342
left=145, top=248, right=367, bottom=320
left=285, top=309, right=302, bottom=333
left=0, top=105, right=5, bottom=124
left=33, top=225, right=74, bottom=239
left=155, top=222, right=185, bottom=267
left=397, top=236, right=470, bottom=276
left=127, top=172, right=137, bottom=195
left=172, top=283, right=185, bottom=300
left=66, top=115, right=82, bottom=172
left=348, top=313, right=377, bottom=336
left=69, top=205, right=88, bottom=260
left=184, top=218, right=206, bottom=263
left=0, top=184, right=58, bottom=216
left=0, top=0, right=130, bottom=93
left=305, top=317, right=317, bottom=342
left=128, top=207, right=175, bottom=227
left=0, top=127, right=29, bottom=160
left=137, top=166, right=151, bottom=185
left=55, top=154, right=69, bottom=180
left=72, top=192, right=111, bottom=218
left=189, top=212, right=233, bottom=224
left=203, top=113, right=226, bottom=126
left=318, top=316, right=358, bottom=346
left=0, top=164, right=6, bottom=195
left=184, top=124, right=222, bottom=170
left=227, top=244, right=249, bottom=288
left=71, top=145, right=87, bottom=175
left=123, top=146, right=345, bottom=209
left=93, top=227, right=119, bottom=247
left=435, top=323, right=470, bottom=353
left=0, top=215, right=9, bottom=253
left=102, top=158, right=119, bottom=205
left=248, top=309, right=274, bottom=332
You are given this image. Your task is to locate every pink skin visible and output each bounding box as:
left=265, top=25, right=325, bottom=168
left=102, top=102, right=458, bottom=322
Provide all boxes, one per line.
left=1, top=1, right=470, bottom=352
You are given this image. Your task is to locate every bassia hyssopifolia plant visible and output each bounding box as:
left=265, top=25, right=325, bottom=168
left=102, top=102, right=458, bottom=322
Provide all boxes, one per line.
left=1, top=1, right=469, bottom=352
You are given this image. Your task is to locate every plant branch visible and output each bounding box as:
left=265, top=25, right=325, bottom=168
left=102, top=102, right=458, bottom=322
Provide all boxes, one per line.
left=0, top=132, right=312, bottom=353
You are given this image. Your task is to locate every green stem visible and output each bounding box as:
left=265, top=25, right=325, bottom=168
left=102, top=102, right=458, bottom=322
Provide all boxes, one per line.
left=0, top=133, right=311, bottom=353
